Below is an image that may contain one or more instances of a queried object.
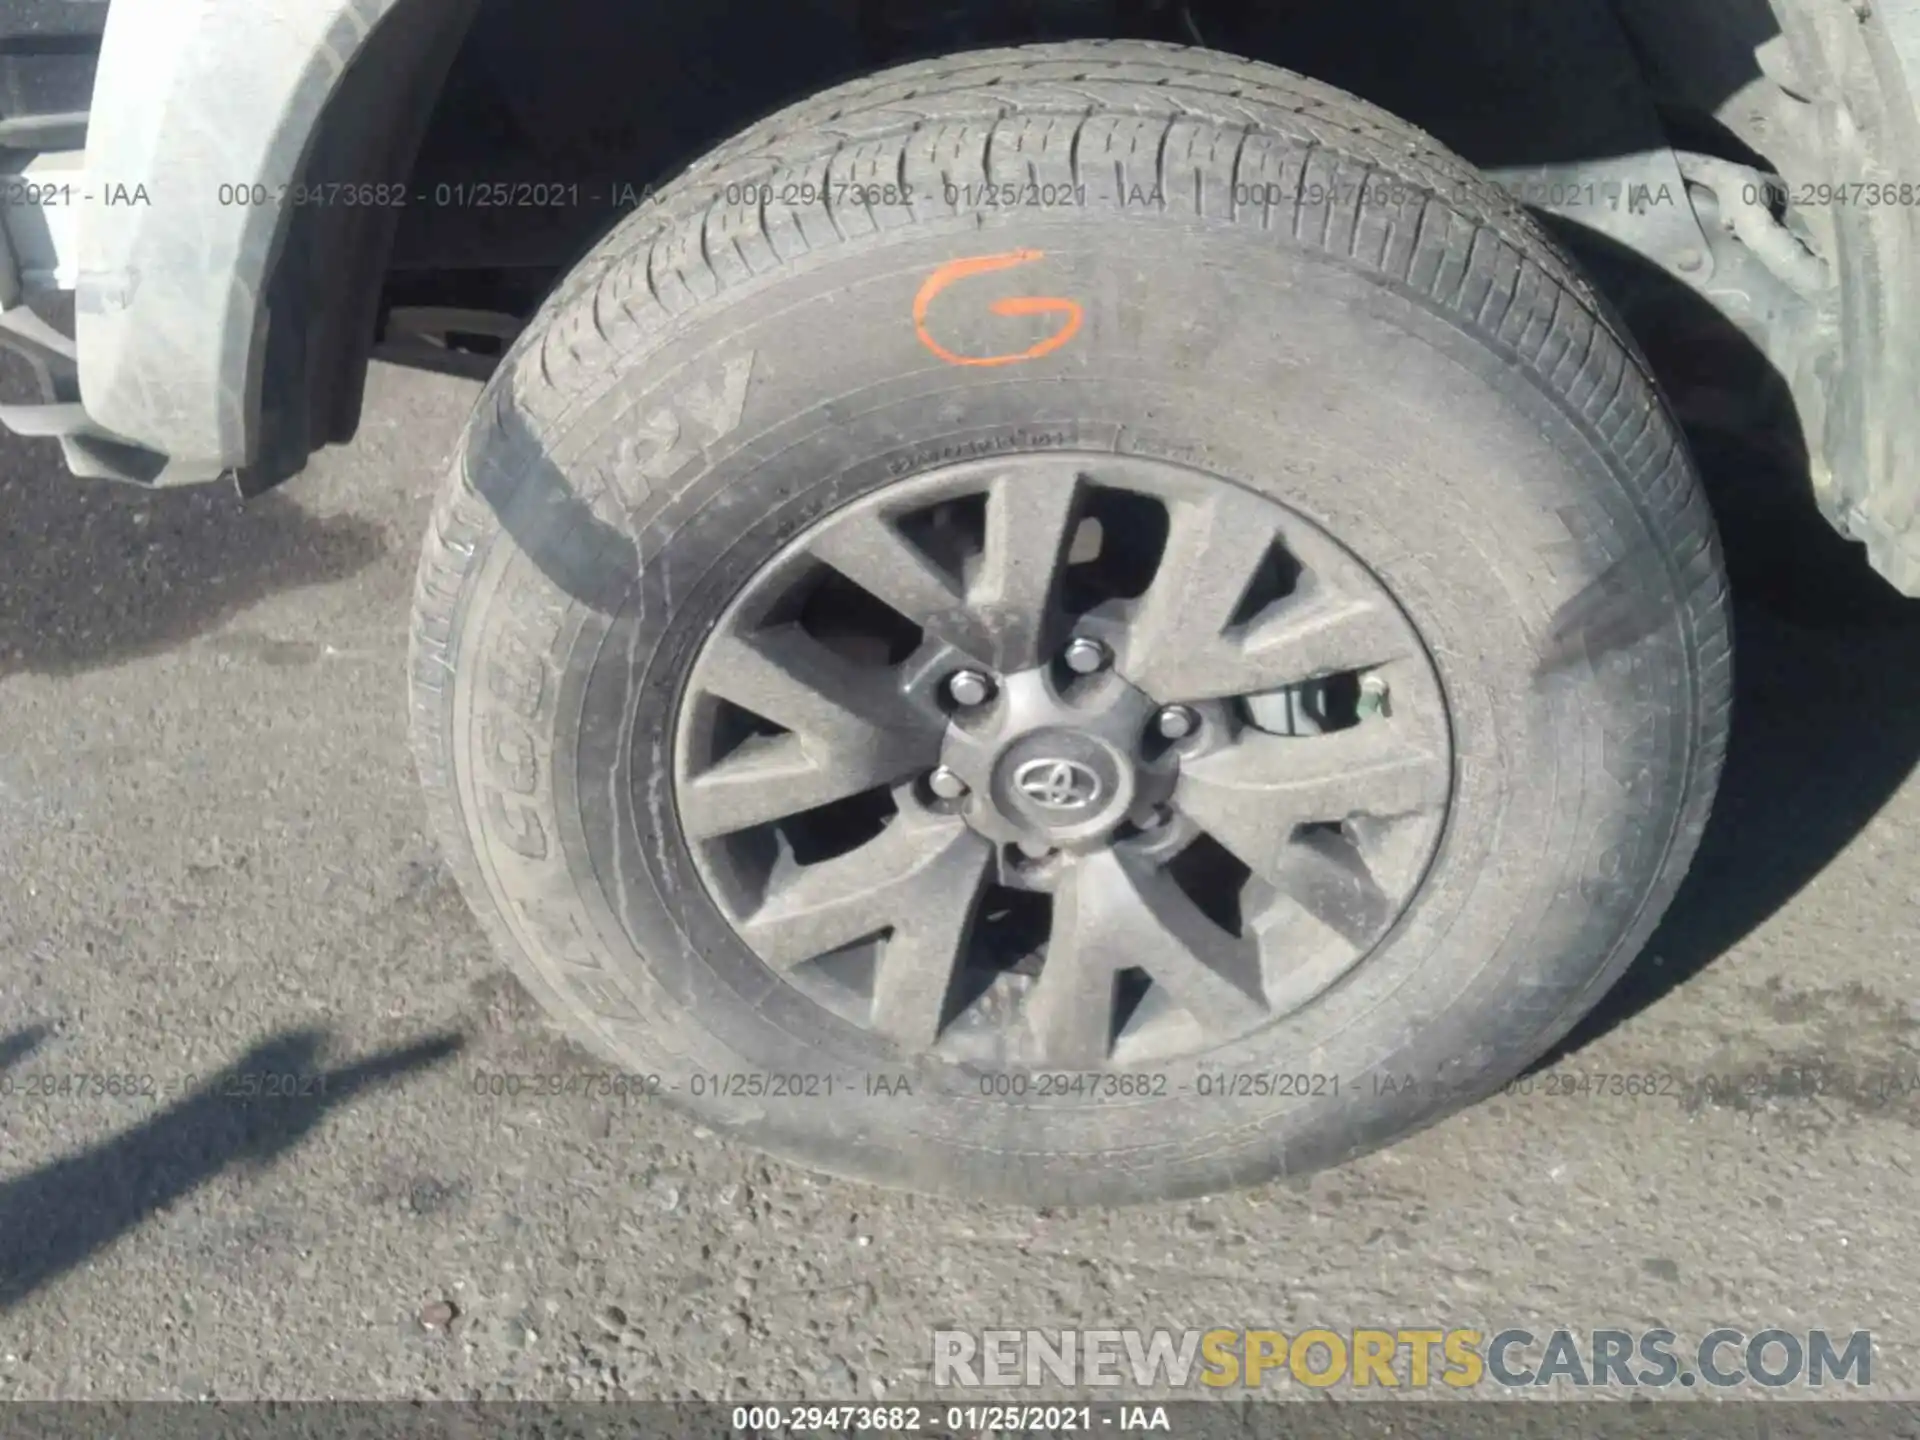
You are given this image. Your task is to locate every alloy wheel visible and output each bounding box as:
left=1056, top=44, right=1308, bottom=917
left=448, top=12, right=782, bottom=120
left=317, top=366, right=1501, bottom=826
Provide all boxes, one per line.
left=671, top=455, right=1453, bottom=1067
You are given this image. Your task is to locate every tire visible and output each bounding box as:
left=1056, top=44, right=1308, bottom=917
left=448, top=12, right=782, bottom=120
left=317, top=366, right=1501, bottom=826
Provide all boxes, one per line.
left=409, top=40, right=1731, bottom=1205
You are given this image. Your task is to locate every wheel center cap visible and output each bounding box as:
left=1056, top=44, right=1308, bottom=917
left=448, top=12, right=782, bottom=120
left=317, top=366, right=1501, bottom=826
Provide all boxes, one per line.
left=936, top=663, right=1175, bottom=852
left=1014, top=757, right=1105, bottom=812
left=997, top=729, right=1131, bottom=835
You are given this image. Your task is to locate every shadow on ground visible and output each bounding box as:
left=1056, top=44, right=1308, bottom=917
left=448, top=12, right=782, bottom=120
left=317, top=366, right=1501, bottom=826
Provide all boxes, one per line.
left=1526, top=229, right=1920, bottom=1053
left=0, top=1024, right=50, bottom=1072
left=0, top=1027, right=463, bottom=1310
left=0, top=438, right=389, bottom=680
left=1559, top=545, right=1920, bottom=1049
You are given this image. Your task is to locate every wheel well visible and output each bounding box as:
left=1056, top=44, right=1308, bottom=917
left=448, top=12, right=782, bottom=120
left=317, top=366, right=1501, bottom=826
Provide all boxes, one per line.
left=270, top=0, right=1909, bottom=593
left=345, top=0, right=1829, bottom=358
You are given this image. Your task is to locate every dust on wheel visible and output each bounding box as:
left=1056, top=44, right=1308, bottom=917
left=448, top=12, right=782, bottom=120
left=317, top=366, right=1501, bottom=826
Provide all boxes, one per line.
left=411, top=41, right=1731, bottom=1204
left=673, top=454, right=1452, bottom=1069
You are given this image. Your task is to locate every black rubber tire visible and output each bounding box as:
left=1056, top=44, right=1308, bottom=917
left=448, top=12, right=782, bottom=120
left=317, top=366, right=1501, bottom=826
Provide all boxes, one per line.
left=409, top=40, right=1731, bottom=1205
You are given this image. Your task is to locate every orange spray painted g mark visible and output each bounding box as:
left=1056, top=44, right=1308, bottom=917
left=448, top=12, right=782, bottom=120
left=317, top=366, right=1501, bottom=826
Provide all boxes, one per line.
left=913, top=249, right=1084, bottom=367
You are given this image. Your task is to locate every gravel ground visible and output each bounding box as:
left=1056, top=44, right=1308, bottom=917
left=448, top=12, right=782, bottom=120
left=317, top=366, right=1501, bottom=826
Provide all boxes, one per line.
left=2, top=362, right=1919, bottom=1405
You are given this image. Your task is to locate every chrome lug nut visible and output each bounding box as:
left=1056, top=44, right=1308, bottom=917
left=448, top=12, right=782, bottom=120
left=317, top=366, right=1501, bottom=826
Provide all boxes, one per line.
left=1155, top=705, right=1199, bottom=741
left=927, top=766, right=970, bottom=801
left=946, top=669, right=994, bottom=707
left=1062, top=637, right=1110, bottom=675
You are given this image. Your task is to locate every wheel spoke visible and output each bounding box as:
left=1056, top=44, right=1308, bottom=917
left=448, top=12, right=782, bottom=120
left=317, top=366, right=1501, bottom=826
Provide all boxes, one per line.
left=977, top=469, right=1085, bottom=670
left=1267, top=825, right=1396, bottom=947
left=1022, top=881, right=1120, bottom=1068
left=680, top=734, right=849, bottom=840
left=1176, top=722, right=1449, bottom=887
left=1027, top=850, right=1265, bottom=1064
left=739, top=811, right=989, bottom=977
left=869, top=838, right=994, bottom=1047
left=1120, top=489, right=1281, bottom=698
left=681, top=629, right=939, bottom=839
left=1123, top=488, right=1409, bottom=701
left=1236, top=575, right=1411, bottom=694
left=804, top=510, right=995, bottom=659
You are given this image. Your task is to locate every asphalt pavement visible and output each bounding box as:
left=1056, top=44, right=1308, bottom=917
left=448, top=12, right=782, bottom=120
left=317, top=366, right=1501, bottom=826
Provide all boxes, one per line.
left=2, top=361, right=1919, bottom=1404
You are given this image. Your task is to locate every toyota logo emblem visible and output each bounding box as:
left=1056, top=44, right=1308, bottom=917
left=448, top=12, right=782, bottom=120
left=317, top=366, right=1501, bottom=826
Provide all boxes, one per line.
left=1013, top=758, right=1104, bottom=812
